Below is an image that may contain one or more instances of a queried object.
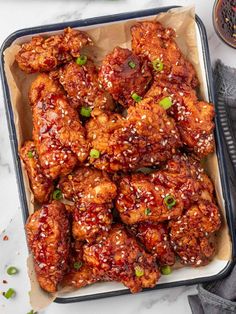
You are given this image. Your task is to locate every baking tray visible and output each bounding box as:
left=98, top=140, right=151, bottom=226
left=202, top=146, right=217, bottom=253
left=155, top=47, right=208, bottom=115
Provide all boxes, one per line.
left=0, top=6, right=236, bottom=304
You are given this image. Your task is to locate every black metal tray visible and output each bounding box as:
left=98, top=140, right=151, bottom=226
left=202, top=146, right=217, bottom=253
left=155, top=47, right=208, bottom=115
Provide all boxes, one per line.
left=1, top=6, right=235, bottom=304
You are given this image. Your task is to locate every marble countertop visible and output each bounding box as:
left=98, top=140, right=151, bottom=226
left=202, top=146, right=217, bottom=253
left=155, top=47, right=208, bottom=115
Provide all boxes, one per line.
left=0, top=0, right=235, bottom=313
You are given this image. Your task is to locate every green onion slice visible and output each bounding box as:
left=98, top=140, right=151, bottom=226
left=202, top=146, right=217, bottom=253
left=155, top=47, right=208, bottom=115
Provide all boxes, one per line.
left=128, top=61, right=136, bottom=69
left=27, top=311, right=37, bottom=314
left=53, top=189, right=62, bottom=200
left=80, top=106, right=92, bottom=117
left=159, top=97, right=173, bottom=110
left=90, top=149, right=100, bottom=159
left=164, top=194, right=176, bottom=209
left=3, top=288, right=15, bottom=299
left=76, top=55, right=87, bottom=65
left=145, top=208, right=151, bottom=216
left=135, top=265, right=144, bottom=277
left=27, top=151, right=34, bottom=158
left=152, top=59, right=164, bottom=72
left=160, top=265, right=172, bottom=275
left=131, top=93, right=142, bottom=102
left=7, top=266, right=18, bottom=276
left=74, top=261, right=83, bottom=270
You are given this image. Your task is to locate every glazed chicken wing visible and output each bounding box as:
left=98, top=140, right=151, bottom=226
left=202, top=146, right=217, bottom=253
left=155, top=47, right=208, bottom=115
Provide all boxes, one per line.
left=25, top=201, right=70, bottom=292
left=116, top=173, right=184, bottom=225
left=20, top=141, right=53, bottom=203
left=169, top=201, right=221, bottom=266
left=131, top=21, right=198, bottom=88
left=30, top=74, right=88, bottom=179
left=146, top=81, right=215, bottom=157
left=16, top=27, right=92, bottom=73
left=86, top=97, right=182, bottom=172
left=57, top=60, right=114, bottom=111
left=83, top=224, right=160, bottom=293
left=59, top=167, right=117, bottom=242
left=130, top=222, right=175, bottom=266
left=98, top=47, right=152, bottom=107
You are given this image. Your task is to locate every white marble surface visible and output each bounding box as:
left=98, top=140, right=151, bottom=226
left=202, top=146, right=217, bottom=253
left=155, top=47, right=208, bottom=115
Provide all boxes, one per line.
left=0, top=0, right=235, bottom=313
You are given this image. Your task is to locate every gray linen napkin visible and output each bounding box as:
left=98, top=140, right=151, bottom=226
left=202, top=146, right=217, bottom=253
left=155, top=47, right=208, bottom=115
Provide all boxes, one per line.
left=188, top=60, right=236, bottom=314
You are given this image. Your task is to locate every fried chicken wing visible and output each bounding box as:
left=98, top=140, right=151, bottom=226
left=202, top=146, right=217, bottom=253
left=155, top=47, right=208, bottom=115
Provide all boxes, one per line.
left=57, top=60, right=114, bottom=110
left=151, top=154, right=214, bottom=209
left=83, top=224, right=160, bottom=293
left=30, top=74, right=88, bottom=179
left=86, top=97, right=182, bottom=172
left=169, top=201, right=221, bottom=266
left=146, top=81, right=215, bottom=157
left=25, top=201, right=70, bottom=292
left=131, top=21, right=198, bottom=88
left=98, top=47, right=152, bottom=107
left=59, top=167, right=117, bottom=241
left=130, top=222, right=175, bottom=266
left=116, top=173, right=184, bottom=225
left=16, top=27, right=92, bottom=73
left=20, top=141, right=54, bottom=203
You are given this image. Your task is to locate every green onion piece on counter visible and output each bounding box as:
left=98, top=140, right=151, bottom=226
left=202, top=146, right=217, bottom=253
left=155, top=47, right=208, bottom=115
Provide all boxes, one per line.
left=27, top=151, right=33, bottom=158
left=145, top=208, right=151, bottom=216
left=164, top=194, right=176, bottom=209
left=27, top=311, right=37, bottom=314
left=152, top=59, right=164, bottom=72
left=128, top=61, right=136, bottom=69
left=135, top=266, right=144, bottom=277
left=74, top=261, right=83, bottom=270
left=159, top=97, right=173, bottom=110
left=131, top=93, right=142, bottom=102
left=7, top=266, right=18, bottom=275
left=80, top=106, right=92, bottom=117
left=53, top=189, right=62, bottom=200
left=160, top=265, right=172, bottom=275
left=90, top=149, right=100, bottom=159
left=3, top=288, right=15, bottom=299
left=76, top=55, right=87, bottom=65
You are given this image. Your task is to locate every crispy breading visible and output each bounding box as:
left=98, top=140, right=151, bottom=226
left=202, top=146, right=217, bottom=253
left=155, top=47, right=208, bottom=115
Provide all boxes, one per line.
left=59, top=167, right=117, bottom=204
left=146, top=81, right=215, bottom=157
left=151, top=154, right=214, bottom=209
left=59, top=167, right=117, bottom=241
left=130, top=222, right=175, bottom=266
left=98, top=47, right=152, bottom=107
left=131, top=21, right=198, bottom=88
left=116, top=173, right=184, bottom=225
left=83, top=224, right=160, bottom=293
left=25, top=201, right=70, bottom=292
left=169, top=201, right=221, bottom=266
left=20, top=141, right=54, bottom=203
left=57, top=60, right=114, bottom=110
left=30, top=74, right=88, bottom=179
left=16, top=27, right=92, bottom=73
left=86, top=98, right=182, bottom=172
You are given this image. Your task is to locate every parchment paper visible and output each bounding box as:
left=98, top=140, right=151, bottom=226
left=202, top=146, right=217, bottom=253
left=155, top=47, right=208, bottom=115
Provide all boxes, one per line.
left=2, top=6, right=232, bottom=310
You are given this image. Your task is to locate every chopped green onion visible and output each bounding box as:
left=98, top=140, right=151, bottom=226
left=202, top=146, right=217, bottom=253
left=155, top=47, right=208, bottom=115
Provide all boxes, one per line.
left=160, top=265, right=172, bottom=275
left=80, top=106, right=92, bottom=117
left=53, top=189, right=62, bottom=200
left=7, top=266, right=18, bottom=275
left=152, top=59, right=164, bottom=72
left=135, top=266, right=144, bottom=277
left=164, top=194, right=176, bottom=209
left=131, top=93, right=142, bottom=102
left=3, top=288, right=15, bottom=299
left=27, top=151, right=34, bottom=158
left=145, top=208, right=151, bottom=216
left=74, top=261, right=83, bottom=270
left=27, top=311, right=37, bottom=314
left=128, top=61, right=136, bottom=69
left=159, top=97, right=173, bottom=110
left=76, top=55, right=87, bottom=65
left=90, top=149, right=100, bottom=159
